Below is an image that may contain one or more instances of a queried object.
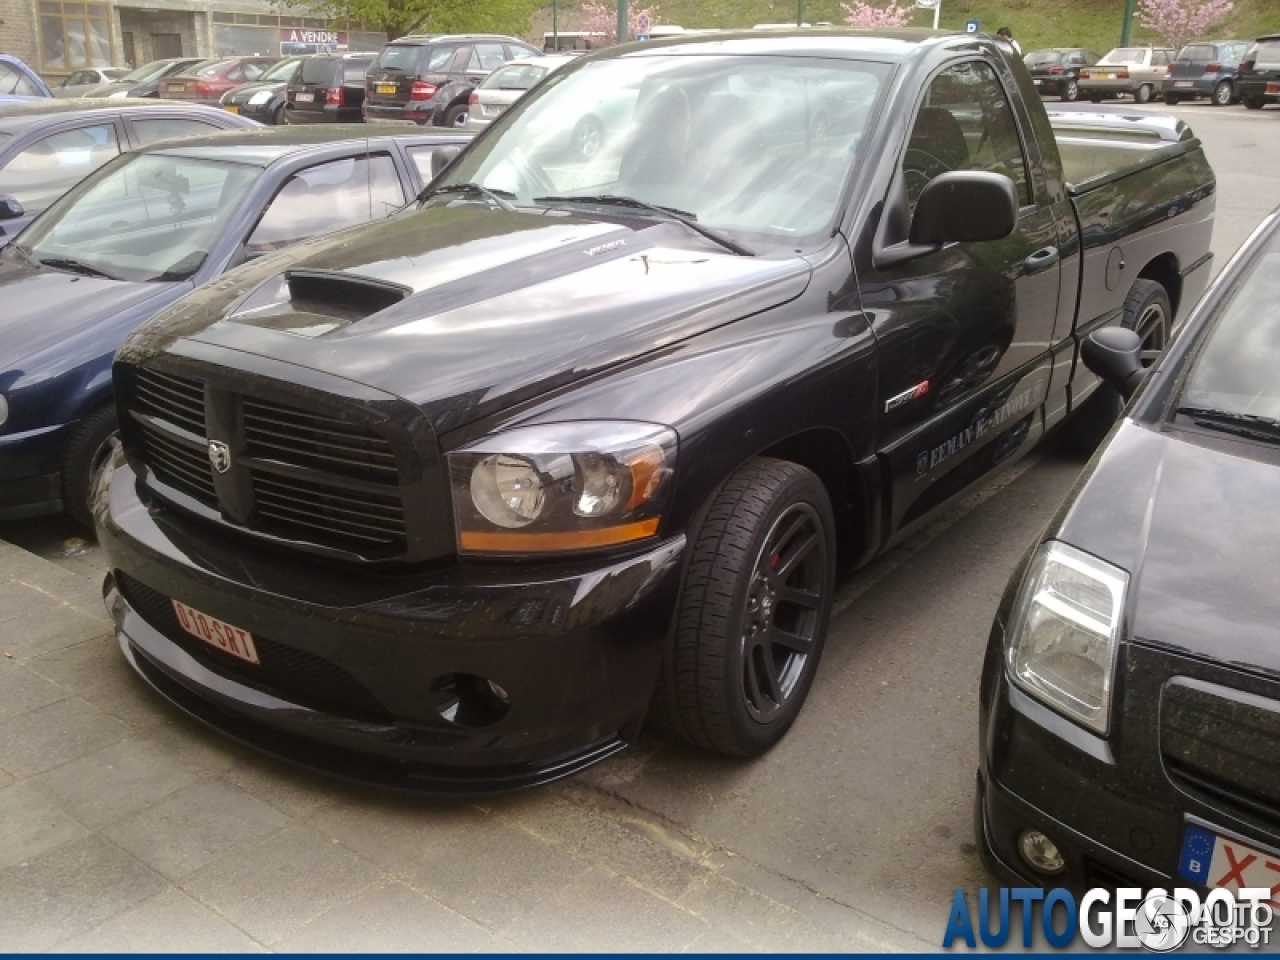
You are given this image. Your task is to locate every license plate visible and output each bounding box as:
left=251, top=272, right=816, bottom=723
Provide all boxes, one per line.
left=482, top=104, right=505, bottom=115
left=1034, top=78, right=1043, bottom=85
left=1178, top=824, right=1280, bottom=900
left=377, top=83, right=397, bottom=95
left=1097, top=72, right=1115, bottom=79
left=167, top=83, right=186, bottom=93
left=1175, top=80, right=1194, bottom=87
left=295, top=91, right=313, bottom=102
left=172, top=600, right=260, bottom=665
left=222, top=104, right=239, bottom=114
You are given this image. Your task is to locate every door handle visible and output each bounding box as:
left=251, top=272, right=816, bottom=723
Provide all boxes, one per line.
left=1023, top=246, right=1060, bottom=274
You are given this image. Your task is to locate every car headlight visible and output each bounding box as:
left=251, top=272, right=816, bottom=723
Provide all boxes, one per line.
left=248, top=90, right=272, bottom=105
left=1006, top=541, right=1127, bottom=735
left=108, top=89, right=129, bottom=99
left=0, top=393, right=8, bottom=427
left=447, top=421, right=676, bottom=554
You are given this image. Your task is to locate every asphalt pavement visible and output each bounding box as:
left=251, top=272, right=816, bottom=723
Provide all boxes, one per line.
left=0, top=100, right=1276, bottom=952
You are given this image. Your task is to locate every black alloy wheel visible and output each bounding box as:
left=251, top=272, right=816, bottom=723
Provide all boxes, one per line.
left=649, top=457, right=836, bottom=756
left=1123, top=278, right=1171, bottom=366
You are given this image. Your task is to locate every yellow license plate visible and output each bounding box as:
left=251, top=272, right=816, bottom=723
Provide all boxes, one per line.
left=1097, top=72, right=1114, bottom=79
left=223, top=105, right=239, bottom=114
left=377, top=83, right=397, bottom=95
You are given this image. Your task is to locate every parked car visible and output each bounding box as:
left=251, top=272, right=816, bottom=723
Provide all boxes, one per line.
left=0, top=100, right=256, bottom=247
left=84, top=57, right=204, bottom=99
left=1163, top=39, right=1252, bottom=105
left=1079, top=46, right=1174, bottom=103
left=53, top=68, right=129, bottom=97
left=218, top=57, right=302, bottom=124
left=286, top=53, right=374, bottom=124
left=364, top=34, right=540, bottom=127
left=95, top=31, right=1214, bottom=794
left=1024, top=47, right=1100, bottom=102
left=464, top=55, right=574, bottom=132
left=0, top=125, right=468, bottom=525
left=977, top=204, right=1280, bottom=894
left=160, top=56, right=278, bottom=106
left=1238, top=34, right=1280, bottom=109
left=0, top=54, right=53, bottom=101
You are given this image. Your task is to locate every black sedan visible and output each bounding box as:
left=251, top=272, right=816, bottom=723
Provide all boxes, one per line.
left=1024, top=47, right=1100, bottom=102
left=0, top=126, right=469, bottom=525
left=0, top=99, right=256, bottom=246
left=977, top=206, right=1280, bottom=895
left=219, top=57, right=303, bottom=125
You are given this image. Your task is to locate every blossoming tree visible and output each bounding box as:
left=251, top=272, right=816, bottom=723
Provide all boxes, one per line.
left=1136, top=0, right=1234, bottom=52
left=580, top=0, right=659, bottom=42
left=841, top=0, right=914, bottom=28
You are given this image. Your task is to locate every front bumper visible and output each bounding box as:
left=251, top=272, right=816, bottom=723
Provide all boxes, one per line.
left=0, top=422, right=70, bottom=519
left=224, top=102, right=277, bottom=122
left=97, top=458, right=685, bottom=794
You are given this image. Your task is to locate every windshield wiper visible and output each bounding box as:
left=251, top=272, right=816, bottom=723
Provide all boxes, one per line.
left=418, top=182, right=516, bottom=212
left=1175, top=406, right=1280, bottom=444
left=533, top=194, right=754, bottom=256
left=36, top=256, right=121, bottom=281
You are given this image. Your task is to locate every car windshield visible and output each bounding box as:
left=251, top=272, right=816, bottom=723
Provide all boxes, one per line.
left=193, top=59, right=231, bottom=77
left=300, top=58, right=337, bottom=84
left=482, top=63, right=549, bottom=90
left=1177, top=44, right=1217, bottom=61
left=1177, top=228, right=1280, bottom=422
left=259, top=58, right=300, bottom=82
left=1025, top=51, right=1062, bottom=67
left=122, top=60, right=178, bottom=83
left=445, top=55, right=888, bottom=248
left=14, top=152, right=259, bottom=282
left=1101, top=48, right=1144, bottom=64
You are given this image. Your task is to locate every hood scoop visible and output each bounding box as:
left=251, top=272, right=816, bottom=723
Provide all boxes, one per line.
left=228, top=270, right=409, bottom=338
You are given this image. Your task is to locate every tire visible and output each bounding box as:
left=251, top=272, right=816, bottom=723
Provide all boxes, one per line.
left=649, top=458, right=836, bottom=757
left=1135, top=83, right=1152, bottom=104
left=1088, top=95, right=1103, bottom=104
left=571, top=115, right=604, bottom=159
left=1212, top=80, right=1232, bottom=106
left=61, top=404, right=118, bottom=530
left=272, top=102, right=286, bottom=126
left=444, top=104, right=469, bottom=128
left=1062, top=79, right=1079, bottom=102
left=1163, top=92, right=1180, bottom=106
left=1243, top=96, right=1265, bottom=110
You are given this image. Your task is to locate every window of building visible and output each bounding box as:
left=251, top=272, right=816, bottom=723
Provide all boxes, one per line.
left=40, top=1, right=113, bottom=71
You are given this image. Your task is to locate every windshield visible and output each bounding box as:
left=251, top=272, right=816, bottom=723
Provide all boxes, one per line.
left=122, top=60, right=178, bottom=83
left=193, top=59, right=230, bottom=77
left=1025, top=50, right=1062, bottom=66
left=259, top=58, right=301, bottom=82
left=445, top=55, right=888, bottom=248
left=1178, top=229, right=1280, bottom=422
left=1177, top=44, right=1217, bottom=61
left=376, top=45, right=423, bottom=72
left=300, top=58, right=338, bottom=84
left=15, top=152, right=259, bottom=282
left=1101, top=48, right=1144, bottom=64
left=482, top=63, right=549, bottom=90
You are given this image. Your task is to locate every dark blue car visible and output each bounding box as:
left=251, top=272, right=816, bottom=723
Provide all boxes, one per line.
left=0, top=54, right=54, bottom=101
left=0, top=125, right=470, bottom=524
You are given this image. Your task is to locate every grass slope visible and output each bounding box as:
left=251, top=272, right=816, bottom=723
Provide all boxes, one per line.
left=530, top=0, right=1280, bottom=54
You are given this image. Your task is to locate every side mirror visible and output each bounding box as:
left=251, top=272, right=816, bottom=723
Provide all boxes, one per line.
left=0, top=196, right=25, bottom=221
left=1082, top=326, right=1146, bottom=400
left=909, top=171, right=1019, bottom=246
left=430, top=146, right=462, bottom=181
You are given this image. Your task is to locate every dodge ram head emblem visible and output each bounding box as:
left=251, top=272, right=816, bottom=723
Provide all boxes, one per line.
left=207, top=440, right=232, bottom=474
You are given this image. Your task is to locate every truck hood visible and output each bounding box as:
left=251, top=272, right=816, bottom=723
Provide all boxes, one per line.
left=0, top=251, right=177, bottom=370
left=132, top=205, right=811, bottom=432
left=1056, top=421, right=1280, bottom=679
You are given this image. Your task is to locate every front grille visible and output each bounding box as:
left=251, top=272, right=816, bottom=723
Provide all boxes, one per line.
left=1161, top=678, right=1280, bottom=832
left=116, top=571, right=392, bottom=722
left=124, top=366, right=410, bottom=558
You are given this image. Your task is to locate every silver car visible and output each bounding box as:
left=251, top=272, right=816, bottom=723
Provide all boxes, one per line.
left=1080, top=47, right=1175, bottom=103
left=465, top=55, right=576, bottom=132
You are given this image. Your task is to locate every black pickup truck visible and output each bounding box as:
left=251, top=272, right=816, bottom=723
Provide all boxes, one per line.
left=97, top=29, right=1216, bottom=793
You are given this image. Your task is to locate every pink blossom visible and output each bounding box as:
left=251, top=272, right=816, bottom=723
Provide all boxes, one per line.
left=580, top=1, right=660, bottom=43
left=1136, top=0, right=1234, bottom=53
left=841, top=1, right=914, bottom=28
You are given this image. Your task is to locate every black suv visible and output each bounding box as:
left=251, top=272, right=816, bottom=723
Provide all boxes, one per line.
left=364, top=34, right=540, bottom=127
left=1238, top=34, right=1280, bottom=109
left=286, top=53, right=375, bottom=124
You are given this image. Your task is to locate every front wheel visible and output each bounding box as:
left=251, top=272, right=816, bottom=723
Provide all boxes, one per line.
left=1135, top=83, right=1152, bottom=104
left=62, top=404, right=118, bottom=530
left=649, top=458, right=836, bottom=757
left=272, top=102, right=286, bottom=125
left=1163, top=92, right=1180, bottom=106
left=1212, top=80, right=1233, bottom=106
left=1062, top=79, right=1079, bottom=102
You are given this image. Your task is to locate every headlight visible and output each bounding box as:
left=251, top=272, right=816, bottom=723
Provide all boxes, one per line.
left=0, top=393, right=7, bottom=427
left=108, top=89, right=129, bottom=99
left=248, top=90, right=273, bottom=105
left=1006, top=541, right=1127, bottom=735
left=448, top=421, right=676, bottom=554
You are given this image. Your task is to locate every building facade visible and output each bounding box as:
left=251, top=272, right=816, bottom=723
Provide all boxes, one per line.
left=0, top=0, right=386, bottom=80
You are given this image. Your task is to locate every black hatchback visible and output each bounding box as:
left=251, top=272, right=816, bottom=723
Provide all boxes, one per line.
left=1238, top=35, right=1280, bottom=109
left=1024, top=47, right=1100, bottom=102
left=363, top=34, right=540, bottom=127
left=977, top=205, right=1280, bottom=896
left=286, top=54, right=374, bottom=124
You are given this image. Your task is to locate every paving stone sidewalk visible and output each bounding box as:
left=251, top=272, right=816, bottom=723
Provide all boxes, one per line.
left=0, top=538, right=931, bottom=953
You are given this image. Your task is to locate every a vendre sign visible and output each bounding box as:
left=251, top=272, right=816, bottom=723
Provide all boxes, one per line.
left=279, top=28, right=348, bottom=45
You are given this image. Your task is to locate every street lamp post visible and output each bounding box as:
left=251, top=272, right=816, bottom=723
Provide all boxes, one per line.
left=1120, top=0, right=1136, bottom=45
left=617, top=0, right=628, bottom=44
left=553, top=0, right=558, bottom=50
left=797, top=0, right=804, bottom=27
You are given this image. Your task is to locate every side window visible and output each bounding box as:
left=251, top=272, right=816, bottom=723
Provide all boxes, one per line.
left=246, top=154, right=402, bottom=254
left=0, top=123, right=120, bottom=213
left=903, top=60, right=1031, bottom=211
left=132, top=118, right=220, bottom=146
left=1152, top=51, right=1167, bottom=67
left=423, top=45, right=456, bottom=73
left=243, top=62, right=267, bottom=80
left=343, top=62, right=369, bottom=85
left=470, top=44, right=508, bottom=72
left=407, top=145, right=446, bottom=183
left=506, top=45, right=537, bottom=60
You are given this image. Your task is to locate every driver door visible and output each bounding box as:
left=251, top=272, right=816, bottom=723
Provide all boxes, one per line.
left=859, top=58, right=1061, bottom=539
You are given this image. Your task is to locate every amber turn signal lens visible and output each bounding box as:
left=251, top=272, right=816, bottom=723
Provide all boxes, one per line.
left=459, top=518, right=661, bottom=553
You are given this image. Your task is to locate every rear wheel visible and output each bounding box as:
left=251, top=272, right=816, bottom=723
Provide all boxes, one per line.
left=1163, top=92, right=1181, bottom=105
left=1135, top=83, right=1153, bottom=104
left=1243, top=96, right=1265, bottom=110
left=1062, top=79, right=1079, bottom=102
left=1088, top=94, right=1103, bottom=103
left=1212, top=80, right=1232, bottom=106
left=61, top=405, right=118, bottom=530
left=444, top=104, right=468, bottom=128
left=649, top=458, right=835, bottom=757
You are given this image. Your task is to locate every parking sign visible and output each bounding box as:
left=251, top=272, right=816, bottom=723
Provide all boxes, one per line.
left=637, top=13, right=651, bottom=32
left=965, top=18, right=980, bottom=33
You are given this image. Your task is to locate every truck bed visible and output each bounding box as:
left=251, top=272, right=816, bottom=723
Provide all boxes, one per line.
left=1048, top=111, right=1198, bottom=194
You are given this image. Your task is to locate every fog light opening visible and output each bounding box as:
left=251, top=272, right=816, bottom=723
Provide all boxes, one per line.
left=1019, top=829, right=1067, bottom=875
left=428, top=673, right=511, bottom=728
